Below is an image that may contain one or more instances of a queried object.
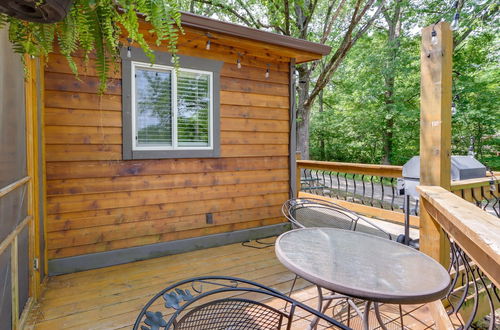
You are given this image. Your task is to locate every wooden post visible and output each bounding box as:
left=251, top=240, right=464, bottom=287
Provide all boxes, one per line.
left=419, top=22, right=453, bottom=265
left=295, top=152, right=302, bottom=198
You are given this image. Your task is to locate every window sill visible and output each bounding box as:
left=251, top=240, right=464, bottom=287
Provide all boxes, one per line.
left=124, top=148, right=220, bottom=160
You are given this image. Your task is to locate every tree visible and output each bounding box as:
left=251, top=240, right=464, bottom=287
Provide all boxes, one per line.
left=185, top=0, right=383, bottom=159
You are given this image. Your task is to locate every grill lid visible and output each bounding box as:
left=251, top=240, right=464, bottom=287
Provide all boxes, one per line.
left=402, top=156, right=486, bottom=181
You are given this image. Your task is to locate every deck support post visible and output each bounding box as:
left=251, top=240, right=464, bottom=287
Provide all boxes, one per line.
left=419, top=22, right=453, bottom=266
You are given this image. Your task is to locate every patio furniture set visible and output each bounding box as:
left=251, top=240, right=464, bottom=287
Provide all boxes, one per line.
left=134, top=198, right=451, bottom=330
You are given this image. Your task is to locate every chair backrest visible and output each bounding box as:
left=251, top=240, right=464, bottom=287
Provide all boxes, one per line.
left=133, top=276, right=351, bottom=330
left=282, top=198, right=392, bottom=240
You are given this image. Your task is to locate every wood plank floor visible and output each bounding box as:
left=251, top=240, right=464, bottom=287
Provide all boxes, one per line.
left=26, top=238, right=436, bottom=329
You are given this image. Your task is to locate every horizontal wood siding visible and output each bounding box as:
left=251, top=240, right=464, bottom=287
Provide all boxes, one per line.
left=44, top=30, right=291, bottom=259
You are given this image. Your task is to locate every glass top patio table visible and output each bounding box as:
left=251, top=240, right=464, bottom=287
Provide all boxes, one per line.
left=275, top=227, right=450, bottom=304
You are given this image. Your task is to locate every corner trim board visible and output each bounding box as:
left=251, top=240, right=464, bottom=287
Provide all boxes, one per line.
left=48, top=223, right=289, bottom=275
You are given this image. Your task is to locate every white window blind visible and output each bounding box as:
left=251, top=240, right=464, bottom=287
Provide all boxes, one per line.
left=132, top=62, right=213, bottom=151
left=177, top=70, right=210, bottom=147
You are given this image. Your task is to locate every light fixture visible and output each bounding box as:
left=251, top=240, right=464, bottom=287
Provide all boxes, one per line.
left=237, top=53, right=242, bottom=69
left=126, top=38, right=132, bottom=58
left=431, top=29, right=438, bottom=45
left=451, top=12, right=460, bottom=30
left=490, top=178, right=497, bottom=192
left=205, top=39, right=211, bottom=50
left=265, top=64, right=270, bottom=79
left=451, top=102, right=457, bottom=115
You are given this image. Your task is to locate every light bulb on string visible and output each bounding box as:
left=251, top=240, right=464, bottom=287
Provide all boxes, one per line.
left=431, top=29, right=438, bottom=45
left=490, top=178, right=497, bottom=192
left=126, top=38, right=132, bottom=58
left=237, top=53, right=242, bottom=69
left=205, top=39, right=211, bottom=50
left=451, top=102, right=457, bottom=116
left=265, top=64, right=270, bottom=79
left=451, top=13, right=459, bottom=30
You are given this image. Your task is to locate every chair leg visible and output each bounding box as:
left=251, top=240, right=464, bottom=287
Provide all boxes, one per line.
left=284, top=274, right=299, bottom=311
left=399, top=304, right=404, bottom=329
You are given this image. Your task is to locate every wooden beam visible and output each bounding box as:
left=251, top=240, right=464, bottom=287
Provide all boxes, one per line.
left=11, top=235, right=19, bottom=330
left=297, top=160, right=402, bottom=178
left=25, top=55, right=43, bottom=300
left=418, top=186, right=500, bottom=288
left=0, top=176, right=30, bottom=199
left=427, top=300, right=455, bottom=330
left=419, top=22, right=453, bottom=265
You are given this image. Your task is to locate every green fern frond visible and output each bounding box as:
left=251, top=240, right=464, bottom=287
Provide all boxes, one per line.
left=5, top=0, right=181, bottom=93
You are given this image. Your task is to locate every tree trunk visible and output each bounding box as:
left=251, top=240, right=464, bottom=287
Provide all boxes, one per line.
left=296, top=67, right=311, bottom=159
left=380, top=1, right=402, bottom=165
left=319, top=90, right=325, bottom=160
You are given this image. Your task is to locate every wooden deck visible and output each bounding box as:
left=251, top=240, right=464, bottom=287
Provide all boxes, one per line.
left=26, top=239, right=436, bottom=329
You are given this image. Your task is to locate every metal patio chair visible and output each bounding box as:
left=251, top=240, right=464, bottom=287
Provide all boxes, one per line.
left=281, top=198, right=398, bottom=327
left=282, top=198, right=392, bottom=240
left=133, top=275, right=351, bottom=330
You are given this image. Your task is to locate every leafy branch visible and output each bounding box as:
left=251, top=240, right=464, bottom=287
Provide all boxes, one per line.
left=0, top=0, right=181, bottom=93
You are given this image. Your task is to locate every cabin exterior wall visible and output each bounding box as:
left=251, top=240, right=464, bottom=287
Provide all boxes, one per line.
left=42, top=25, right=292, bottom=271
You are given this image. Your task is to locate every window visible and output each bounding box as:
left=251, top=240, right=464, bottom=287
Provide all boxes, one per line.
left=122, top=48, right=222, bottom=159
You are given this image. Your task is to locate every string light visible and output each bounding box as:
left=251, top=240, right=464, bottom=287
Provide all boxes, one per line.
left=126, top=38, right=132, bottom=58
left=237, top=53, right=242, bottom=69
left=489, top=170, right=497, bottom=192
left=205, top=39, right=211, bottom=50
left=451, top=94, right=459, bottom=115
left=451, top=102, right=457, bottom=115
left=431, top=29, right=438, bottom=45
left=265, top=64, right=270, bottom=79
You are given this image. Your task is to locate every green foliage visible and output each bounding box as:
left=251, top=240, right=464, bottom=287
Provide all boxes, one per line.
left=1, top=0, right=181, bottom=92
left=310, top=0, right=499, bottom=169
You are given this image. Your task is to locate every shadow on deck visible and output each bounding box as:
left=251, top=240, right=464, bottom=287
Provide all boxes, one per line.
left=26, top=238, right=435, bottom=329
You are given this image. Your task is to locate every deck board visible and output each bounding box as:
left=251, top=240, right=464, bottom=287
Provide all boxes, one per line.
left=26, top=239, right=437, bottom=329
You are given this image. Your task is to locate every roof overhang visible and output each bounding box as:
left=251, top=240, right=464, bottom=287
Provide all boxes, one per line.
left=180, top=12, right=331, bottom=63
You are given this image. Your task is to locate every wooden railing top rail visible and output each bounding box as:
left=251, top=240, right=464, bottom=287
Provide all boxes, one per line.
left=296, top=160, right=403, bottom=178
left=451, top=175, right=500, bottom=191
left=418, top=185, right=500, bottom=287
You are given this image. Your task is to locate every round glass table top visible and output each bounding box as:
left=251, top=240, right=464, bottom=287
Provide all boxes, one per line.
left=275, top=228, right=450, bottom=304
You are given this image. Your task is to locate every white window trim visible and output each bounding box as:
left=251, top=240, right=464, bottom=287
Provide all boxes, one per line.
left=131, top=61, right=214, bottom=152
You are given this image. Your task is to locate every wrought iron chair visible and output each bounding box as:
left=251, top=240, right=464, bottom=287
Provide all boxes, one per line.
left=282, top=198, right=392, bottom=240
left=133, top=276, right=351, bottom=330
left=281, top=198, right=397, bottom=327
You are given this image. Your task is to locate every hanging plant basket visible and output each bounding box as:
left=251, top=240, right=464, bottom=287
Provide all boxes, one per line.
left=0, top=0, right=73, bottom=23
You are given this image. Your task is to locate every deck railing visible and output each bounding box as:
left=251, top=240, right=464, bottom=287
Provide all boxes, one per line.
left=418, top=186, right=500, bottom=329
left=450, top=174, right=500, bottom=217
left=296, top=159, right=419, bottom=226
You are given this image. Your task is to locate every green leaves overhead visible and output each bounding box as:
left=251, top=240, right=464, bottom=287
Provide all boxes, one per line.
left=1, top=0, right=181, bottom=92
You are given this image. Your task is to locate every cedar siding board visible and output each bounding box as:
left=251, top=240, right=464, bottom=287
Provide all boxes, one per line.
left=43, top=24, right=293, bottom=260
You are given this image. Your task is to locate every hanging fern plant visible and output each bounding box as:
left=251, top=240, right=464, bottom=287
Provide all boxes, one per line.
left=0, top=0, right=181, bottom=92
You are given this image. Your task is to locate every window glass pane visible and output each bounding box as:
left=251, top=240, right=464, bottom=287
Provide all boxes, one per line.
left=135, top=67, right=172, bottom=147
left=177, top=71, right=210, bottom=147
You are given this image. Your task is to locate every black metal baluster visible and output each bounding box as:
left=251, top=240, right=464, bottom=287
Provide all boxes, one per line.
left=352, top=174, right=357, bottom=203
left=321, top=170, right=327, bottom=196
left=328, top=172, right=333, bottom=198
left=390, top=178, right=395, bottom=211
left=379, top=177, right=385, bottom=208
left=344, top=173, right=349, bottom=201
left=336, top=172, right=341, bottom=199
left=361, top=175, right=366, bottom=205
left=471, top=188, right=481, bottom=207
left=370, top=176, right=375, bottom=207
